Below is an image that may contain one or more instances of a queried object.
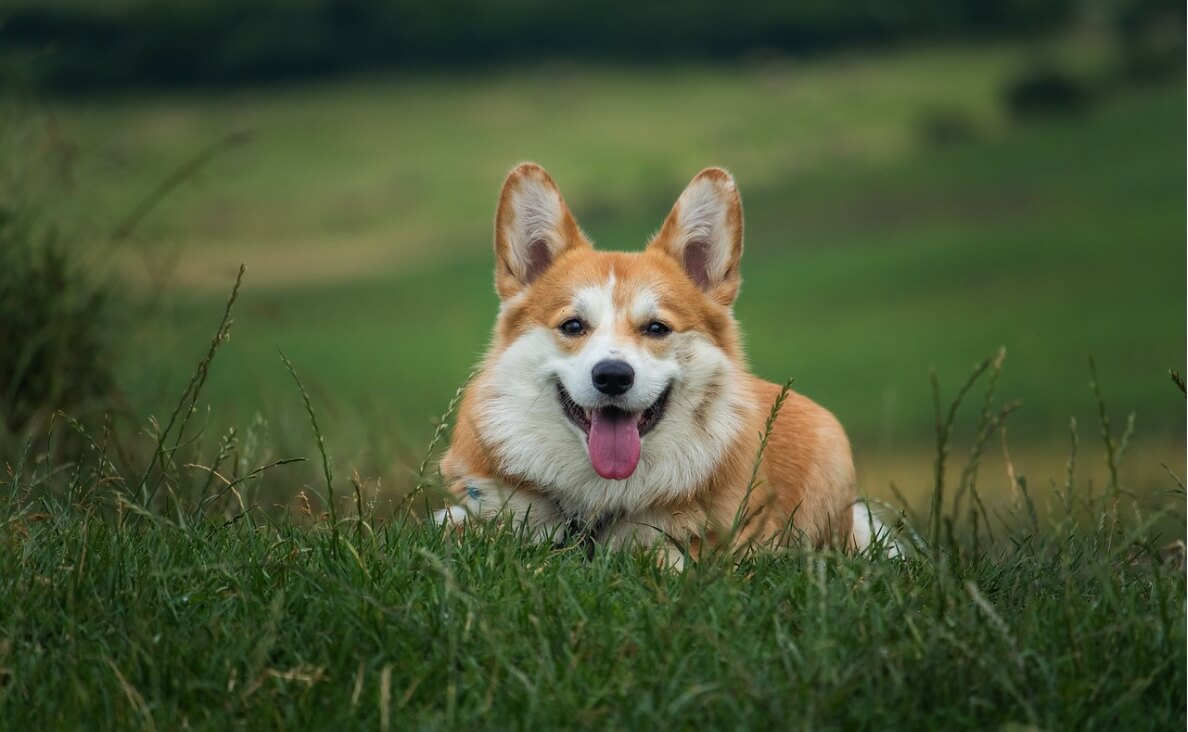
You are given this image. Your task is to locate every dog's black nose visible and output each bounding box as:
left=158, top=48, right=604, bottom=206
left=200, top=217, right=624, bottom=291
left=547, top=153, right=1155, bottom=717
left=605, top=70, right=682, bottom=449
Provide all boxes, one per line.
left=591, top=359, right=634, bottom=396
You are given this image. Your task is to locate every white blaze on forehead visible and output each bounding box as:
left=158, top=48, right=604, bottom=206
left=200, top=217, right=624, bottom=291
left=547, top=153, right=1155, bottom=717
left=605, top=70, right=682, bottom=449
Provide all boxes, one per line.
left=571, top=275, right=617, bottom=328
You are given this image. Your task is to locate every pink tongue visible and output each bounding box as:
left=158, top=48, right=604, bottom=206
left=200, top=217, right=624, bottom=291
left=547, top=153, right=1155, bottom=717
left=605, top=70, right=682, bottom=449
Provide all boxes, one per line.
left=587, top=408, right=641, bottom=480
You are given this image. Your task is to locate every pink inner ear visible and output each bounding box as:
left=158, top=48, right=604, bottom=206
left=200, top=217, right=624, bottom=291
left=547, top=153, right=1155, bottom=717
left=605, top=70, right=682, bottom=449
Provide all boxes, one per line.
left=524, top=239, right=552, bottom=284
left=682, top=240, right=712, bottom=290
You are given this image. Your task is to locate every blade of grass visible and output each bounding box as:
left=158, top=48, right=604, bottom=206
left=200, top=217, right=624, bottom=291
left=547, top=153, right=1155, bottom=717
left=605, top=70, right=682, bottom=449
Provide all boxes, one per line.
left=1087, top=355, right=1121, bottom=542
left=277, top=348, right=338, bottom=548
left=399, top=370, right=476, bottom=516
left=138, top=264, right=245, bottom=510
left=729, top=377, right=794, bottom=548
left=929, top=352, right=997, bottom=555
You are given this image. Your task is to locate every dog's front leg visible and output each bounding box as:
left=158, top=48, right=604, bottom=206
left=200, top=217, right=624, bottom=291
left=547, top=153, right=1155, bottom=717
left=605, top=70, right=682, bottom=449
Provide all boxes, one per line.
left=433, top=476, right=567, bottom=543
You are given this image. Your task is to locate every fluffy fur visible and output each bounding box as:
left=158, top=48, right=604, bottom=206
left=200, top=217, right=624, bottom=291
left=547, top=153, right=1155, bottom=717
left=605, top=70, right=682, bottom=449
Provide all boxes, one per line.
left=436, top=163, right=886, bottom=565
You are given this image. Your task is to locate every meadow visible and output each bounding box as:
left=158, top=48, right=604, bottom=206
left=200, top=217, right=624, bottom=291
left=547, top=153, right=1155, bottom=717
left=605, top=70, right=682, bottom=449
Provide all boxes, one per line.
left=1, top=37, right=1185, bottom=729
left=2, top=492, right=1183, bottom=729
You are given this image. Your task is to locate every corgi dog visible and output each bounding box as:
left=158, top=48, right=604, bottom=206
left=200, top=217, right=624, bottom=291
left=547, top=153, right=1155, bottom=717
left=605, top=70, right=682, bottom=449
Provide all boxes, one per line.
left=436, top=163, right=886, bottom=564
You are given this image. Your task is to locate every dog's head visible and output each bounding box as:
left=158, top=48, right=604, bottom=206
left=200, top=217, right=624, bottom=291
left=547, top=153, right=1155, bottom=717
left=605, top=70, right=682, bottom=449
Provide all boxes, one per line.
left=477, top=163, right=749, bottom=505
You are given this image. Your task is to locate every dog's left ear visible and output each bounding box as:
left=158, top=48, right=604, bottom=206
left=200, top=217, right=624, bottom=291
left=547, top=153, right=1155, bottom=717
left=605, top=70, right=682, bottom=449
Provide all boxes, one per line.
left=494, top=162, right=589, bottom=300
left=649, top=167, right=744, bottom=307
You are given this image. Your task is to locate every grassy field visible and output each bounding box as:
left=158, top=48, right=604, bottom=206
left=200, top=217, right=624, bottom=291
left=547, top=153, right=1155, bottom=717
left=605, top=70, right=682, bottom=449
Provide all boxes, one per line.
left=2, top=528, right=1184, bottom=731
left=2, top=403, right=1184, bottom=729
left=3, top=39, right=1186, bottom=730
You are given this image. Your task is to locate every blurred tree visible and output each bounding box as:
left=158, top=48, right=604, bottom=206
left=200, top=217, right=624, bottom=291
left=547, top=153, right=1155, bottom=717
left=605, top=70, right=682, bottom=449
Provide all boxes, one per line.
left=2, top=0, right=1077, bottom=90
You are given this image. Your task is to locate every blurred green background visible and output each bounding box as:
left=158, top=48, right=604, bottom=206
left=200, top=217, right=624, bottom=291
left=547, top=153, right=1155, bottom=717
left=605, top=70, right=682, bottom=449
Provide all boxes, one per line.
left=2, top=0, right=1183, bottom=503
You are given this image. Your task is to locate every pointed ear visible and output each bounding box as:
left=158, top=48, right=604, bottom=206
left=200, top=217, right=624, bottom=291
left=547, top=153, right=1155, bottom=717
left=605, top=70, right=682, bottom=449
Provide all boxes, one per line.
left=649, top=167, right=744, bottom=306
left=494, top=162, right=588, bottom=300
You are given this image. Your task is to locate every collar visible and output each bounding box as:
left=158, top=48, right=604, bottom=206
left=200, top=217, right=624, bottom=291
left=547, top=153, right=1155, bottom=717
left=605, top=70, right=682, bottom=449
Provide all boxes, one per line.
left=550, top=497, right=618, bottom=560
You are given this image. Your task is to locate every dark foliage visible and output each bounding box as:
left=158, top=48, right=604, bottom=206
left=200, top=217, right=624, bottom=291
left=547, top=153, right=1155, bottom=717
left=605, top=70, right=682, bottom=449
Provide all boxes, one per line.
left=1002, top=66, right=1093, bottom=119
left=2, top=0, right=1077, bottom=90
left=1115, top=0, right=1186, bottom=81
left=0, top=209, right=117, bottom=436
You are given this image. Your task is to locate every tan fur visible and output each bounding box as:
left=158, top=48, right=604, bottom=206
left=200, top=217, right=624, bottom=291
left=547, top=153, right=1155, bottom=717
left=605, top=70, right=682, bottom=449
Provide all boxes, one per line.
left=440, top=163, right=859, bottom=560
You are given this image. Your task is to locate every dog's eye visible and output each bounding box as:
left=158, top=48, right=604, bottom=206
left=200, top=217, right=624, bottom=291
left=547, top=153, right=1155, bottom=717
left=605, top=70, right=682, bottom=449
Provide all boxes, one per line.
left=559, top=318, right=586, bottom=336
left=643, top=321, right=671, bottom=337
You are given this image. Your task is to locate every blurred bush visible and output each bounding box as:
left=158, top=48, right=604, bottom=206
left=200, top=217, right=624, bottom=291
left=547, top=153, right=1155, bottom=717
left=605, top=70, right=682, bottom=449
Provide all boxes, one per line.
left=1115, top=0, right=1185, bottom=81
left=0, top=208, right=118, bottom=440
left=2, top=0, right=1077, bottom=90
left=1002, top=65, right=1093, bottom=119
left=0, top=113, right=122, bottom=452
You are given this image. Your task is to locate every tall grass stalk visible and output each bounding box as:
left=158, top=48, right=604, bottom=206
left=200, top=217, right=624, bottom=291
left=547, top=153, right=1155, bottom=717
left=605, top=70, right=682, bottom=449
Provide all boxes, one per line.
left=729, top=377, right=794, bottom=547
left=399, top=370, right=475, bottom=516
left=137, top=265, right=245, bottom=510
left=1087, top=355, right=1125, bottom=542
left=928, top=352, right=997, bottom=555
left=948, top=347, right=1014, bottom=548
left=278, top=348, right=339, bottom=547
left=1170, top=369, right=1186, bottom=397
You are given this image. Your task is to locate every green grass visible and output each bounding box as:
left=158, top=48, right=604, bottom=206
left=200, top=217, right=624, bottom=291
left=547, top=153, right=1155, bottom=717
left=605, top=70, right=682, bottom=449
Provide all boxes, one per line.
left=2, top=435, right=1184, bottom=730
left=2, top=523, right=1183, bottom=730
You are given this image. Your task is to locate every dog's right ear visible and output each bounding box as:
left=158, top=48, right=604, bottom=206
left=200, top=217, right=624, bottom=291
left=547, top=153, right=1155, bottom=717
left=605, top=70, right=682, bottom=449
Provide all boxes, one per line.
left=649, top=167, right=743, bottom=307
left=494, top=163, right=588, bottom=300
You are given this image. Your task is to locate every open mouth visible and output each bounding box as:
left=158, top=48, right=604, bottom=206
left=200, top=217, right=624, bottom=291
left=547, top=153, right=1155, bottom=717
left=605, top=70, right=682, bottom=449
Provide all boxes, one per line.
left=557, top=382, right=671, bottom=481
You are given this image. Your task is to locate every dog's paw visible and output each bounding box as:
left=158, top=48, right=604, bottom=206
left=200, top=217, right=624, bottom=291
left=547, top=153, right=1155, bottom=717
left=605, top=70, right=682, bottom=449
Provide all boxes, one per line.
left=852, top=501, right=902, bottom=558
left=433, top=505, right=470, bottom=527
